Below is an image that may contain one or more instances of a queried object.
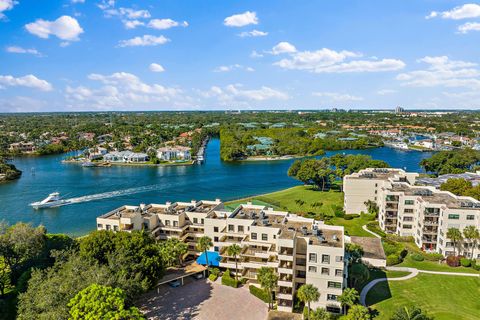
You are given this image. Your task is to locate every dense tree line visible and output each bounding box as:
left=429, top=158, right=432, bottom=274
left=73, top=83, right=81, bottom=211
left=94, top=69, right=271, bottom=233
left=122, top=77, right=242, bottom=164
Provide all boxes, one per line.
left=420, top=149, right=480, bottom=175
left=0, top=157, right=21, bottom=182
left=440, top=178, right=480, bottom=200
left=288, top=154, right=389, bottom=190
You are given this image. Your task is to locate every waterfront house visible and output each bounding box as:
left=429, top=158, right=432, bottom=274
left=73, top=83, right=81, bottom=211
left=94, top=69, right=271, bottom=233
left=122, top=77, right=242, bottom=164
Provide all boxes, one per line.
left=96, top=200, right=346, bottom=314
left=156, top=146, right=191, bottom=161
left=104, top=151, right=149, bottom=163
left=9, top=142, right=36, bottom=153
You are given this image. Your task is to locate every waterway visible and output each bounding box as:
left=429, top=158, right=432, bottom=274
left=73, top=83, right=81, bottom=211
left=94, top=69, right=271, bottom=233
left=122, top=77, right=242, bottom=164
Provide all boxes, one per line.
left=0, top=139, right=434, bottom=235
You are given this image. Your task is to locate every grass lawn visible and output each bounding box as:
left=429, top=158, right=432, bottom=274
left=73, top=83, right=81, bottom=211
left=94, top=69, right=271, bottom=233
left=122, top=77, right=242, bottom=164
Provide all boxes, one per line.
left=399, top=254, right=480, bottom=274
left=224, top=186, right=374, bottom=237
left=367, top=273, right=480, bottom=320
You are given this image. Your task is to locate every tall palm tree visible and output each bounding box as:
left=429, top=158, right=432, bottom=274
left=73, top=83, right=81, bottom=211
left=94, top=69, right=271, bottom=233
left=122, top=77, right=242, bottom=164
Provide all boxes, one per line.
left=337, top=287, right=359, bottom=313
left=196, top=236, right=213, bottom=266
left=227, top=244, right=242, bottom=282
left=257, top=267, right=278, bottom=310
left=463, top=226, right=480, bottom=259
left=297, top=284, right=320, bottom=320
left=446, top=227, right=463, bottom=256
left=391, top=305, right=432, bottom=320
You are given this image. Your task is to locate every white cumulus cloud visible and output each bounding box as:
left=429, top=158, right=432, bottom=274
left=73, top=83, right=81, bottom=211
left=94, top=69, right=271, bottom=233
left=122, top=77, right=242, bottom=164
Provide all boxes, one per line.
left=118, top=35, right=169, bottom=47
left=312, top=92, right=364, bottom=102
left=148, top=18, right=188, bottom=30
left=149, top=63, right=165, bottom=72
left=25, top=16, right=84, bottom=41
left=5, top=46, right=41, bottom=56
left=224, top=11, right=258, bottom=27
left=273, top=45, right=405, bottom=73
left=458, top=21, right=480, bottom=33
left=199, top=84, right=288, bottom=103
left=427, top=4, right=480, bottom=20
left=271, top=42, right=297, bottom=55
left=213, top=64, right=255, bottom=72
left=0, top=74, right=53, bottom=91
left=238, top=29, right=268, bottom=37
left=0, top=0, right=17, bottom=19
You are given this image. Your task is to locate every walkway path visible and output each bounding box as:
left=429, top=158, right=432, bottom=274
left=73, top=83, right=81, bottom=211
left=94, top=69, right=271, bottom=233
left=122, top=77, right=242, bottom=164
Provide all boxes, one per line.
left=362, top=224, right=381, bottom=238
left=359, top=266, right=479, bottom=306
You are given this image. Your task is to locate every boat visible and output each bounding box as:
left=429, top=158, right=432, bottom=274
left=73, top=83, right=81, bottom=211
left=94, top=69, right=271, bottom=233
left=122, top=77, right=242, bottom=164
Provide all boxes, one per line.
left=81, top=161, right=96, bottom=167
left=30, top=192, right=69, bottom=209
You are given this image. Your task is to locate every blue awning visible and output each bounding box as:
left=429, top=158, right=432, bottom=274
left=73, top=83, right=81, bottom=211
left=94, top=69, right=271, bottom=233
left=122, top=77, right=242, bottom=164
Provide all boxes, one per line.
left=196, top=251, right=221, bottom=267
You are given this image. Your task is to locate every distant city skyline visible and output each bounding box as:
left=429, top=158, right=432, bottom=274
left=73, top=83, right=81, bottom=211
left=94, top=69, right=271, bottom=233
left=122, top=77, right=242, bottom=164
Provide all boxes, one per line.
left=1, top=0, right=480, bottom=112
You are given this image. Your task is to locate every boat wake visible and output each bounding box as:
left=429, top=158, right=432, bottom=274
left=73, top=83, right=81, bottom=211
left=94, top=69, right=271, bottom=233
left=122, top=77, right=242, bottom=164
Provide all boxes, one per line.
left=61, top=184, right=163, bottom=207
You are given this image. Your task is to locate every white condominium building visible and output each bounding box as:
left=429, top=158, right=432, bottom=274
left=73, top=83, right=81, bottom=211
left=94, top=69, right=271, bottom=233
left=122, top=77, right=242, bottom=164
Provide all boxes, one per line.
left=97, top=200, right=346, bottom=314
left=344, top=168, right=480, bottom=258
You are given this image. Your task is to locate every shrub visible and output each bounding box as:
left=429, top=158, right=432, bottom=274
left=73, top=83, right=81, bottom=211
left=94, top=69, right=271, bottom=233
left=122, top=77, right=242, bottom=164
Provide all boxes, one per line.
left=208, top=274, right=218, bottom=282
left=332, top=205, right=345, bottom=218
left=473, top=263, right=480, bottom=271
left=460, top=258, right=471, bottom=267
left=240, top=277, right=248, bottom=285
left=249, top=285, right=270, bottom=303
left=422, top=253, right=444, bottom=261
left=386, top=254, right=400, bottom=266
left=446, top=255, right=460, bottom=267
left=210, top=268, right=220, bottom=276
left=344, top=214, right=360, bottom=220
left=221, top=269, right=238, bottom=288
left=411, top=253, right=424, bottom=261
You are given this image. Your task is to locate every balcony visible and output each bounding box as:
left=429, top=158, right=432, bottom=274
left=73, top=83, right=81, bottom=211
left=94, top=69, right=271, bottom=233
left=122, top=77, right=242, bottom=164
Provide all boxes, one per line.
left=424, top=209, right=440, bottom=217
left=278, top=280, right=293, bottom=288
left=219, top=235, right=244, bottom=244
left=422, top=227, right=438, bottom=234
left=423, top=219, right=439, bottom=225
left=422, top=236, right=438, bottom=243
left=278, top=299, right=293, bottom=308
left=242, top=269, right=258, bottom=279
left=386, top=196, right=399, bottom=202
left=386, top=203, right=399, bottom=210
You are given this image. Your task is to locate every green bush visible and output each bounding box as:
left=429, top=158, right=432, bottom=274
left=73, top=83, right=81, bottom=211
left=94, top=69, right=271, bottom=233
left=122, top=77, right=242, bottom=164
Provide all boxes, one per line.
left=411, top=253, right=424, bottom=261
left=249, top=285, right=270, bottom=303
left=422, top=252, right=444, bottom=261
left=366, top=222, right=386, bottom=238
left=210, top=268, right=220, bottom=276
left=460, top=258, right=471, bottom=267
left=221, top=269, right=238, bottom=288
left=344, top=214, right=360, bottom=220
left=473, top=263, right=480, bottom=271
left=386, top=254, right=400, bottom=266
left=208, top=274, right=218, bottom=281
left=240, top=277, right=248, bottom=285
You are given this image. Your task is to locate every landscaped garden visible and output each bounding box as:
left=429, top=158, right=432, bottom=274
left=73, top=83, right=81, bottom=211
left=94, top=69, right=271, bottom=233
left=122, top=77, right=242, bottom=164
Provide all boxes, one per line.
left=367, top=273, right=480, bottom=320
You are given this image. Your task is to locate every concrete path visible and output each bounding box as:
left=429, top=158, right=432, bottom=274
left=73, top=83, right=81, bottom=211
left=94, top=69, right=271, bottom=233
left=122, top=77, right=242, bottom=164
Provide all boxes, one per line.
left=359, top=266, right=479, bottom=306
left=362, top=224, right=381, bottom=238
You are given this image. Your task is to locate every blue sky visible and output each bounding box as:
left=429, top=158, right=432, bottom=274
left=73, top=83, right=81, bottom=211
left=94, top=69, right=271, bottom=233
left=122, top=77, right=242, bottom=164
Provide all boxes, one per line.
left=1, top=0, right=480, bottom=111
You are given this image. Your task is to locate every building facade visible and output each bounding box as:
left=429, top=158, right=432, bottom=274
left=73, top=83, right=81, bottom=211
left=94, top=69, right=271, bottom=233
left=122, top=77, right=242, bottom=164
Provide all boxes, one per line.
left=156, top=146, right=192, bottom=161
left=344, top=168, right=480, bottom=258
left=97, top=200, right=346, bottom=313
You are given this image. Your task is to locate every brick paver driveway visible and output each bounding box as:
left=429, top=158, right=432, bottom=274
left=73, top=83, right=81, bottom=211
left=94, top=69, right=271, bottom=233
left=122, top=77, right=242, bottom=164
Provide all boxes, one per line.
left=139, top=278, right=268, bottom=320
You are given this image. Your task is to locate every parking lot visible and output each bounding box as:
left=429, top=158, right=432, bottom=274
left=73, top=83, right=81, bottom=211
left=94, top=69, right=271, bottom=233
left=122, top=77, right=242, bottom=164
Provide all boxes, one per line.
left=139, top=277, right=268, bottom=320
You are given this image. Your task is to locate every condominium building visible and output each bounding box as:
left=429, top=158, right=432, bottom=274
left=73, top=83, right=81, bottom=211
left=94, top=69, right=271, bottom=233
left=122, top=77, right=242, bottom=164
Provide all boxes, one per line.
left=156, top=146, right=191, bottom=161
left=344, top=168, right=480, bottom=258
left=9, top=142, right=36, bottom=153
left=97, top=200, right=346, bottom=314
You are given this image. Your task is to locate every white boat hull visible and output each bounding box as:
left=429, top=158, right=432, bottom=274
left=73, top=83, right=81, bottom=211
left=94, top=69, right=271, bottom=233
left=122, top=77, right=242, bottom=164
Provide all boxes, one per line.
left=30, top=200, right=69, bottom=209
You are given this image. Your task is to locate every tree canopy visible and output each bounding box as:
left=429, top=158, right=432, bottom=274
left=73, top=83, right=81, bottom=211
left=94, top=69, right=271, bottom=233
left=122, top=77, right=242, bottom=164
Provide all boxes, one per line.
left=420, top=149, right=480, bottom=176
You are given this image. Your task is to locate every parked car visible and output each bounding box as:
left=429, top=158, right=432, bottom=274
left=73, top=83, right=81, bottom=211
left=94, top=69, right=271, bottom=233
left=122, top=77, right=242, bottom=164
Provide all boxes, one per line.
left=191, top=273, right=203, bottom=280
left=168, top=279, right=181, bottom=287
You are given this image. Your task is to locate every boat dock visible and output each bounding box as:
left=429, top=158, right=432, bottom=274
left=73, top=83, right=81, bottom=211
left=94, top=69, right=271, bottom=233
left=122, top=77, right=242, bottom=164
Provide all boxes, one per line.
left=195, top=136, right=209, bottom=164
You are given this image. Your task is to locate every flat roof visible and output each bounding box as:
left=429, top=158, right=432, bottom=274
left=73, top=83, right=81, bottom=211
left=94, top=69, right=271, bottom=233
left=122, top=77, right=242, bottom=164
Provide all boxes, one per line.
left=350, top=236, right=386, bottom=260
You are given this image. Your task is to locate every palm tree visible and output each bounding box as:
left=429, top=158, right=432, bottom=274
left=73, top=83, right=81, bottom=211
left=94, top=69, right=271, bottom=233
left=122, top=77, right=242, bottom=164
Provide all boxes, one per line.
left=446, top=227, right=463, bottom=256
left=463, top=226, right=480, bottom=259
left=257, top=267, right=278, bottom=310
left=196, top=236, right=213, bottom=266
left=297, top=284, right=320, bottom=320
left=391, top=305, right=433, bottom=320
left=227, top=244, right=242, bottom=282
left=337, top=287, right=359, bottom=313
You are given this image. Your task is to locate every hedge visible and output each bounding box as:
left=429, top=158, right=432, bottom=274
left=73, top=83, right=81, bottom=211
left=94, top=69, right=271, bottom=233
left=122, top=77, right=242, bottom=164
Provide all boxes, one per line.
left=422, top=252, right=444, bottom=261
left=386, top=254, right=400, bottom=266
left=249, top=285, right=270, bottom=303
left=221, top=269, right=238, bottom=288
left=460, top=258, right=471, bottom=267
left=411, top=253, right=424, bottom=261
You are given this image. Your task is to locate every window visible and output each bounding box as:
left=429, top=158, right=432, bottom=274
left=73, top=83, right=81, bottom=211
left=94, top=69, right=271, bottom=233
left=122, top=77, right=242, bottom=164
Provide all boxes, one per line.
left=262, top=233, right=268, bottom=241
left=173, top=221, right=178, bottom=227
left=228, top=225, right=234, bottom=232
left=335, top=269, right=343, bottom=277
left=467, top=215, right=475, bottom=220
left=327, top=294, right=338, bottom=301
left=251, top=233, right=257, bottom=240
left=97, top=224, right=103, bottom=228
left=322, top=254, right=330, bottom=264
left=403, top=216, right=413, bottom=221
left=404, top=209, right=414, bottom=213
left=405, top=200, right=414, bottom=205
left=308, top=266, right=317, bottom=273
left=106, top=225, right=111, bottom=230
left=326, top=306, right=341, bottom=314
left=309, top=253, right=317, bottom=263
left=201, top=218, right=204, bottom=224
left=214, top=236, right=219, bottom=242
left=165, top=220, right=170, bottom=226
left=321, top=267, right=329, bottom=275
left=335, top=256, right=343, bottom=262
left=448, top=214, right=460, bottom=220
left=238, top=225, right=244, bottom=233
left=403, top=225, right=413, bottom=229
left=113, top=225, right=119, bottom=231
left=327, top=281, right=342, bottom=289
left=214, top=226, right=219, bottom=232
left=193, top=218, right=198, bottom=224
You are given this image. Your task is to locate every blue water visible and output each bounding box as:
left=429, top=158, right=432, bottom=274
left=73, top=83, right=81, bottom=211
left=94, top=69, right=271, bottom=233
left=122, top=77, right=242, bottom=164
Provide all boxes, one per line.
left=0, top=139, right=434, bottom=236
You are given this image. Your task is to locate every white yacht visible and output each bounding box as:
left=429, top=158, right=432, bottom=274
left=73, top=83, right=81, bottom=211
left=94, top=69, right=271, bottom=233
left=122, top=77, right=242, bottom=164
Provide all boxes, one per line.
left=30, top=192, right=69, bottom=209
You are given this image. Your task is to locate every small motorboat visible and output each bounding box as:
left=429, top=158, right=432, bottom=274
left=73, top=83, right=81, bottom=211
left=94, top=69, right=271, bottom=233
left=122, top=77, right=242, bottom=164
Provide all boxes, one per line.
left=30, top=192, right=69, bottom=209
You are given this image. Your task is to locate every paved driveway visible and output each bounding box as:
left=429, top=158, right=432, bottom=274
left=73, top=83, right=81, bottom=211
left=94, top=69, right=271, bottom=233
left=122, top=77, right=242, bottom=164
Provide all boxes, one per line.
left=139, top=279, right=268, bottom=320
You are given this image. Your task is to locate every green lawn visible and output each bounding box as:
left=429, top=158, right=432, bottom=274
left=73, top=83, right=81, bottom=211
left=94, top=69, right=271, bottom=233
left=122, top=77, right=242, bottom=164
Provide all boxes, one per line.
left=399, top=254, right=480, bottom=274
left=224, top=186, right=374, bottom=237
left=367, top=274, right=480, bottom=320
